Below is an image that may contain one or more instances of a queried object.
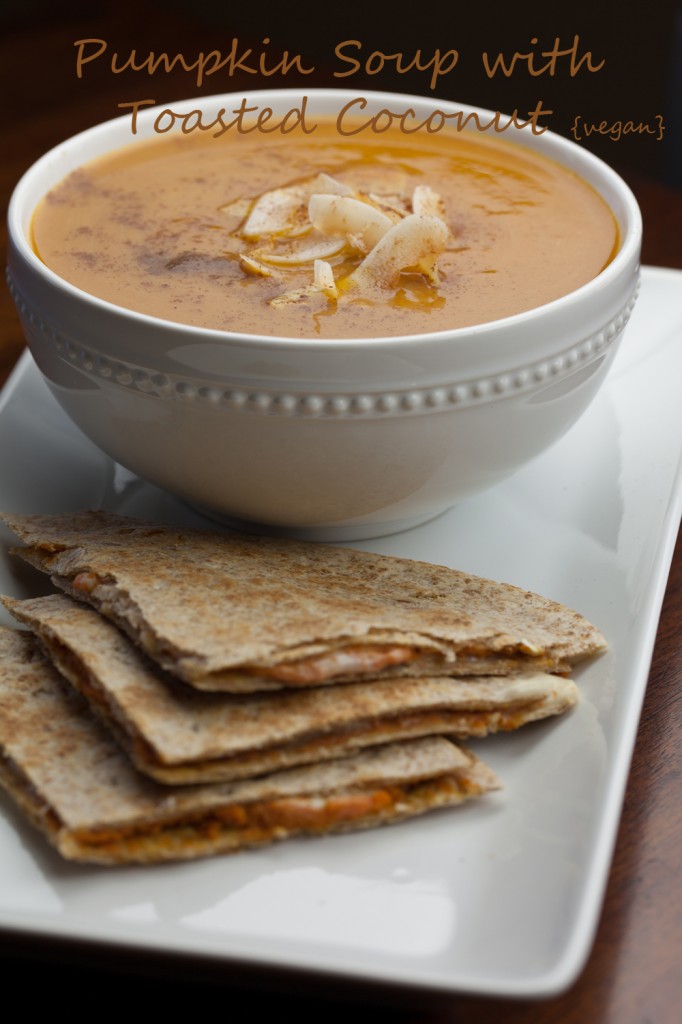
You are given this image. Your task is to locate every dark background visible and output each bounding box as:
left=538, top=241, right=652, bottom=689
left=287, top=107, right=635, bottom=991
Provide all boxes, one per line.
left=3, top=0, right=682, bottom=184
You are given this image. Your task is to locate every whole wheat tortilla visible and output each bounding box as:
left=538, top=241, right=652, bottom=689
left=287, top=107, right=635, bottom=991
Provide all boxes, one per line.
left=0, top=628, right=499, bottom=865
left=3, top=594, right=578, bottom=784
left=1, top=510, right=606, bottom=693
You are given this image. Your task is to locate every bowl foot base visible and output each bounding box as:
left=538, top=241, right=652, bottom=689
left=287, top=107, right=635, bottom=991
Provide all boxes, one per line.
left=184, top=502, right=453, bottom=542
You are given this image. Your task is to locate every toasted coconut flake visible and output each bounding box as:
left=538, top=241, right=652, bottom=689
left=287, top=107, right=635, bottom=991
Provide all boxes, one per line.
left=241, top=185, right=312, bottom=240
left=219, top=196, right=253, bottom=219
left=314, top=259, right=338, bottom=299
left=311, top=173, right=354, bottom=196
left=412, top=185, right=447, bottom=223
left=368, top=192, right=411, bottom=219
left=240, top=175, right=354, bottom=241
left=229, top=173, right=449, bottom=301
left=348, top=215, right=449, bottom=292
left=239, top=254, right=277, bottom=278
left=269, top=285, right=330, bottom=308
left=309, top=195, right=394, bottom=252
left=270, top=257, right=339, bottom=307
left=269, top=287, right=313, bottom=307
left=346, top=232, right=369, bottom=255
left=256, top=237, right=346, bottom=267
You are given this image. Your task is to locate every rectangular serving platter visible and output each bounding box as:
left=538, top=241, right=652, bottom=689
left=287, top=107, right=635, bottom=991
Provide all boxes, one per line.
left=0, top=266, right=680, bottom=997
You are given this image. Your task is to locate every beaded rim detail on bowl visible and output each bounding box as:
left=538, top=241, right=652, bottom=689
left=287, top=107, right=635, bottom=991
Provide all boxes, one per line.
left=7, top=272, right=639, bottom=419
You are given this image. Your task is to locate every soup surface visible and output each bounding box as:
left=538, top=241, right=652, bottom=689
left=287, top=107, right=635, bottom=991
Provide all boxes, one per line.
left=32, top=120, right=617, bottom=339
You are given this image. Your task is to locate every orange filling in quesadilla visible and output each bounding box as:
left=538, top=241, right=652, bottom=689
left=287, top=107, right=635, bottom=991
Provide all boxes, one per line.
left=71, top=774, right=470, bottom=853
left=256, top=644, right=420, bottom=684
left=243, top=642, right=553, bottom=685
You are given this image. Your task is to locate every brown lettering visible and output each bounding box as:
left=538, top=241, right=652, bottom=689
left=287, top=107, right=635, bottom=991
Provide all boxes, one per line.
left=76, top=38, right=313, bottom=89
left=571, top=114, right=666, bottom=143
left=336, top=96, right=553, bottom=137
left=482, top=35, right=605, bottom=78
left=117, top=98, right=156, bottom=134
left=74, top=38, right=108, bottom=78
left=333, top=40, right=363, bottom=78
left=333, top=42, right=458, bottom=90
left=116, top=98, right=317, bottom=138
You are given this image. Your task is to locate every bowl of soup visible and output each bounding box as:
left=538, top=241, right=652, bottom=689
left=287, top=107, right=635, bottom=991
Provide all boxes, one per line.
left=7, top=89, right=641, bottom=539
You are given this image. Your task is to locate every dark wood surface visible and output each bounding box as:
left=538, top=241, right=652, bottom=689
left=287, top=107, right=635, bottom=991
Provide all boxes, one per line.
left=1, top=6, right=681, bottom=1019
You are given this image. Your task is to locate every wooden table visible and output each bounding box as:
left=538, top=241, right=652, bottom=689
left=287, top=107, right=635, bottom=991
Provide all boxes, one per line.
left=1, top=10, right=681, bottom=1020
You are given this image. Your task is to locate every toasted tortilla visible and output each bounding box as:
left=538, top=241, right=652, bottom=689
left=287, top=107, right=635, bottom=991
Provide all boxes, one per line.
left=0, top=628, right=499, bottom=865
left=3, top=594, right=578, bottom=784
left=1, top=510, right=606, bottom=693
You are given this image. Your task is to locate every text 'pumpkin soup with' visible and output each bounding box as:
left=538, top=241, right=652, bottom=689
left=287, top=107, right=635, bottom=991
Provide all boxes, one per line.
left=32, top=119, right=617, bottom=339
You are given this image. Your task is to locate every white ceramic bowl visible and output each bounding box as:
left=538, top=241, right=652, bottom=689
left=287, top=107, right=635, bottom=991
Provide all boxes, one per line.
left=7, top=90, right=641, bottom=540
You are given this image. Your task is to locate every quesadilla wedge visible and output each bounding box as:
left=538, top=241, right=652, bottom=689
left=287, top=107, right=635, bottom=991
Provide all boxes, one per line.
left=3, top=594, right=578, bottom=784
left=0, top=628, right=500, bottom=865
left=1, top=510, right=606, bottom=693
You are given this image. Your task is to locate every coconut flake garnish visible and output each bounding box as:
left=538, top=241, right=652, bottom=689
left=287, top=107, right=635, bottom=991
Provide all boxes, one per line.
left=368, top=192, right=412, bottom=219
left=240, top=185, right=312, bottom=240
left=348, top=215, right=449, bottom=292
left=412, top=185, right=447, bottom=223
left=254, top=237, right=346, bottom=267
left=227, top=172, right=451, bottom=307
left=237, top=174, right=353, bottom=240
left=219, top=196, right=253, bottom=220
left=313, top=259, right=338, bottom=299
left=312, top=173, right=354, bottom=197
left=308, top=195, right=394, bottom=254
left=239, top=254, right=276, bottom=277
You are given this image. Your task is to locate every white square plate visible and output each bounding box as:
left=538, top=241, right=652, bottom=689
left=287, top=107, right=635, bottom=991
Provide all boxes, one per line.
left=1, top=266, right=681, bottom=997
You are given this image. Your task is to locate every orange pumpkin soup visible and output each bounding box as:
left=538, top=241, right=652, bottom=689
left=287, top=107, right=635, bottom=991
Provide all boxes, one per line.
left=31, top=120, right=617, bottom=338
